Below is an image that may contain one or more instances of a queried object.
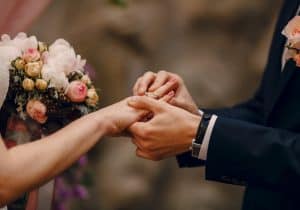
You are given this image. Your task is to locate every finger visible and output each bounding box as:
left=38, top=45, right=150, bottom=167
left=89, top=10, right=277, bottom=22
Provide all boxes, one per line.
left=148, top=70, right=169, bottom=92
left=138, top=72, right=156, bottom=95
left=128, top=96, right=162, bottom=113
left=129, top=121, right=147, bottom=137
left=160, top=91, right=175, bottom=103
left=133, top=77, right=142, bottom=96
left=153, top=79, right=179, bottom=98
left=131, top=138, right=143, bottom=149
left=136, top=148, right=157, bottom=160
left=169, top=98, right=199, bottom=115
left=169, top=97, right=186, bottom=108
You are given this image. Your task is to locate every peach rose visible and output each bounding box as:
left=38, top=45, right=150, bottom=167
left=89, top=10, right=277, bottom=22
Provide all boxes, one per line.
left=26, top=100, right=48, bottom=124
left=294, top=54, right=300, bottom=67
left=23, top=48, right=41, bottom=62
left=66, top=81, right=88, bottom=102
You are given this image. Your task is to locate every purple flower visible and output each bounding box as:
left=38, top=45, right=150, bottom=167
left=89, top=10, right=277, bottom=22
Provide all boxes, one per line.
left=73, top=185, right=89, bottom=199
left=84, top=63, right=96, bottom=79
left=78, top=156, right=88, bottom=167
left=55, top=178, right=72, bottom=200
left=55, top=203, right=67, bottom=210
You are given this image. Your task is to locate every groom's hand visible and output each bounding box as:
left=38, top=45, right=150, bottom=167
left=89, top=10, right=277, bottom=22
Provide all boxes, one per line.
left=133, top=71, right=200, bottom=115
left=128, top=96, right=201, bottom=161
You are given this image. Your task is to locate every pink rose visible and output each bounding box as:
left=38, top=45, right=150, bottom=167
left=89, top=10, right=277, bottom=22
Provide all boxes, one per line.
left=282, top=16, right=300, bottom=44
left=26, top=100, right=48, bottom=124
left=67, top=81, right=88, bottom=102
left=23, top=48, right=41, bottom=62
left=294, top=54, right=300, bottom=67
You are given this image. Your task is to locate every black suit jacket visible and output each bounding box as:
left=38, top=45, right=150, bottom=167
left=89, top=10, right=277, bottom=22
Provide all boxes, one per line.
left=177, top=0, right=300, bottom=209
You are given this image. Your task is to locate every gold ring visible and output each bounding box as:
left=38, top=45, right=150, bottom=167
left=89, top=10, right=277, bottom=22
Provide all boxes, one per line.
left=145, top=92, right=160, bottom=99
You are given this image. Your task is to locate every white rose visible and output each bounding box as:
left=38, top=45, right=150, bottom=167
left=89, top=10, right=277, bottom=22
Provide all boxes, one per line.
left=42, top=64, right=69, bottom=90
left=0, top=33, right=38, bottom=53
left=0, top=46, right=22, bottom=67
left=47, top=39, right=86, bottom=75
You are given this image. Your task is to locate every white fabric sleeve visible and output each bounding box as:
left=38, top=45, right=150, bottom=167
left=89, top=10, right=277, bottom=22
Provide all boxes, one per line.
left=198, top=115, right=218, bottom=160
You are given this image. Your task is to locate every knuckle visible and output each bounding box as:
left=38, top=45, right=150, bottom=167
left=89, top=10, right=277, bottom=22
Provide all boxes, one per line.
left=144, top=71, right=154, bottom=77
left=171, top=73, right=182, bottom=82
left=139, top=127, right=152, bottom=138
left=158, top=70, right=167, bottom=75
left=145, top=141, right=156, bottom=151
left=140, top=141, right=148, bottom=150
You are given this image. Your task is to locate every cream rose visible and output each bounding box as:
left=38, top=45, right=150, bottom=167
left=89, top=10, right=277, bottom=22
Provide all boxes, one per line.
left=86, top=88, right=99, bottom=107
left=22, top=78, right=35, bottom=91
left=14, top=58, right=26, bottom=70
left=25, top=62, right=42, bottom=78
left=66, top=81, right=88, bottom=102
left=35, top=79, right=48, bottom=90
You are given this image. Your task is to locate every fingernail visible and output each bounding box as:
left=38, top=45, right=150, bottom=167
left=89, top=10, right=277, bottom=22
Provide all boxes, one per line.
left=138, top=88, right=145, bottom=95
left=168, top=91, right=175, bottom=97
left=148, top=86, right=155, bottom=92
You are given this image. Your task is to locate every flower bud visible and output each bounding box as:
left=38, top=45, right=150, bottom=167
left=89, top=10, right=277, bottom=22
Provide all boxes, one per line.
left=86, top=88, right=99, bottom=107
left=14, top=58, right=26, bottom=70
left=25, top=62, right=42, bottom=78
left=35, top=79, right=48, bottom=90
left=81, top=75, right=91, bottom=85
left=38, top=42, right=48, bottom=53
left=22, top=78, right=35, bottom=91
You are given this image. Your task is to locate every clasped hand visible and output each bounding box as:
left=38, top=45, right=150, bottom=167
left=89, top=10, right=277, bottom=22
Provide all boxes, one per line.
left=127, top=71, right=202, bottom=161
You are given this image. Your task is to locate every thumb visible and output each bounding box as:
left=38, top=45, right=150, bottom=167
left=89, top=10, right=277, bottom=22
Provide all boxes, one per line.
left=128, top=96, right=162, bottom=113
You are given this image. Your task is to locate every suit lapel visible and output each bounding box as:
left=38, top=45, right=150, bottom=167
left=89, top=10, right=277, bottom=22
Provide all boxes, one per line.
left=266, top=0, right=299, bottom=118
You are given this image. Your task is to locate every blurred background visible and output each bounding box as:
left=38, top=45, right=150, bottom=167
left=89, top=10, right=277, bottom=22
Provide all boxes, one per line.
left=2, top=0, right=283, bottom=209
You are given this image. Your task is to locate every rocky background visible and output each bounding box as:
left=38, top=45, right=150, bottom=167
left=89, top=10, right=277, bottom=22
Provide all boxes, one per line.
left=29, top=0, right=282, bottom=209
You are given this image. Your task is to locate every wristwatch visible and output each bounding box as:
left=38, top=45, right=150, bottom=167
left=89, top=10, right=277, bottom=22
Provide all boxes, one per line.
left=191, top=113, right=212, bottom=158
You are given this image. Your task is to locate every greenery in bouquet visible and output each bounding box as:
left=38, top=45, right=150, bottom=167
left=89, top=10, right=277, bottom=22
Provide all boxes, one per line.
left=1, top=33, right=99, bottom=127
left=0, top=33, right=100, bottom=209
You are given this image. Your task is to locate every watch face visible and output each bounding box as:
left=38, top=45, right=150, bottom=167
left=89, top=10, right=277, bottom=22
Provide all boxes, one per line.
left=203, top=113, right=212, bottom=120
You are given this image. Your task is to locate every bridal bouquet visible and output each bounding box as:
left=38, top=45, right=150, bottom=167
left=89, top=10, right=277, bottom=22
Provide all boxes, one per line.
left=0, top=33, right=99, bottom=209
left=0, top=33, right=99, bottom=125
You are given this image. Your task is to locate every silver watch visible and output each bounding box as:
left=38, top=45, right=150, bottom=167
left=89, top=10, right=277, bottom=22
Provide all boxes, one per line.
left=191, top=139, right=201, bottom=158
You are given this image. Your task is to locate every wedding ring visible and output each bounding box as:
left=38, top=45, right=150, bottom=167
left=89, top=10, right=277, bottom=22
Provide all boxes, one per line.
left=145, top=92, right=160, bottom=99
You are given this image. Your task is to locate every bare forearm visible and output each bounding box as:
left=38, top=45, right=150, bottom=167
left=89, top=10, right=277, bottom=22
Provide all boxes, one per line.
left=0, top=111, right=107, bottom=204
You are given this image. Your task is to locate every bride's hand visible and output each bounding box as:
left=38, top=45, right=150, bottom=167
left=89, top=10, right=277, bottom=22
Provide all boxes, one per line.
left=96, top=98, right=148, bottom=136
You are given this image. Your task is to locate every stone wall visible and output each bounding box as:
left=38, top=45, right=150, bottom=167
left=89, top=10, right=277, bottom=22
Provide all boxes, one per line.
left=30, top=0, right=282, bottom=209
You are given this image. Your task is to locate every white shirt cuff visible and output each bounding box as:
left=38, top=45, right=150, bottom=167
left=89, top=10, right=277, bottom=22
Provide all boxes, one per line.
left=198, top=114, right=218, bottom=160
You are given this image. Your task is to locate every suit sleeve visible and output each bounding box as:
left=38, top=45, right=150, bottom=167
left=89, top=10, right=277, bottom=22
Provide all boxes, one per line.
left=176, top=88, right=265, bottom=167
left=206, top=116, right=300, bottom=189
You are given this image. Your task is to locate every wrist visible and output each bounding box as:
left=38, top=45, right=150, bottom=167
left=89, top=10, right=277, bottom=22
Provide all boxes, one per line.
left=184, top=114, right=202, bottom=151
left=92, top=110, right=116, bottom=136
